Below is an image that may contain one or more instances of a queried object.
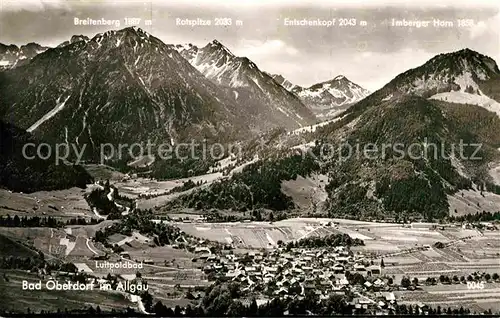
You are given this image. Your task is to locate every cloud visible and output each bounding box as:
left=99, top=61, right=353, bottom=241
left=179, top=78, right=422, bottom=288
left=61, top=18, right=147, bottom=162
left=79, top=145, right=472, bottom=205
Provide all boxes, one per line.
left=1, top=1, right=497, bottom=93
left=80, top=0, right=500, bottom=8
left=255, top=46, right=434, bottom=92
left=7, top=0, right=495, bottom=13
left=234, top=39, right=299, bottom=57
left=2, top=0, right=69, bottom=12
left=468, top=12, right=500, bottom=39
left=469, top=21, right=488, bottom=39
left=352, top=48, right=434, bottom=91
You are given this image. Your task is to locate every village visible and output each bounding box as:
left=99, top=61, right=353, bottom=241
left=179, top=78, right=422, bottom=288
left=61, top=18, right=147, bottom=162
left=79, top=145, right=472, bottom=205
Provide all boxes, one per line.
left=2, top=183, right=499, bottom=316
left=197, top=245, right=392, bottom=301
left=181, top=240, right=489, bottom=314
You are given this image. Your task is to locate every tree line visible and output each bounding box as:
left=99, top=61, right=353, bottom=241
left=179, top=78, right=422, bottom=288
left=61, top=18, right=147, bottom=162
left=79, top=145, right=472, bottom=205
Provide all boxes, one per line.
left=148, top=280, right=495, bottom=316
left=284, top=233, right=364, bottom=249
left=448, top=211, right=500, bottom=223
left=0, top=253, right=78, bottom=274
left=171, top=154, right=319, bottom=212
left=4, top=279, right=498, bottom=316
left=0, top=215, right=62, bottom=227
left=93, top=210, right=230, bottom=255
left=85, top=180, right=134, bottom=220
left=0, top=215, right=102, bottom=228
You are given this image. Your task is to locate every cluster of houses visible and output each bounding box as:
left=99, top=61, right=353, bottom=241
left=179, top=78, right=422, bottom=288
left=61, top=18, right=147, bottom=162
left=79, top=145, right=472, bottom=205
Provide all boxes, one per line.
left=192, top=245, right=401, bottom=308
left=462, top=222, right=497, bottom=231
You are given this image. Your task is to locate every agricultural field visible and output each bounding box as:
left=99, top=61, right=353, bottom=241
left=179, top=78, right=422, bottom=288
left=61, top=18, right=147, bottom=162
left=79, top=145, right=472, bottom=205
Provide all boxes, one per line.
left=1, top=196, right=497, bottom=314
left=61, top=230, right=205, bottom=280
left=448, top=189, right=500, bottom=216
left=396, top=283, right=500, bottom=312
left=0, top=221, right=115, bottom=262
left=0, top=233, right=39, bottom=258
left=117, top=173, right=223, bottom=209
left=0, top=269, right=132, bottom=312
left=280, top=173, right=329, bottom=210
left=112, top=217, right=500, bottom=312
left=171, top=218, right=496, bottom=253
left=116, top=177, right=186, bottom=199
left=172, top=217, right=499, bottom=283
left=174, top=221, right=303, bottom=248
left=68, top=238, right=208, bottom=307
left=0, top=188, right=93, bottom=220
left=84, top=164, right=126, bottom=182
left=0, top=217, right=211, bottom=312
left=0, top=213, right=204, bottom=272
left=115, top=158, right=257, bottom=209
left=0, top=227, right=66, bottom=258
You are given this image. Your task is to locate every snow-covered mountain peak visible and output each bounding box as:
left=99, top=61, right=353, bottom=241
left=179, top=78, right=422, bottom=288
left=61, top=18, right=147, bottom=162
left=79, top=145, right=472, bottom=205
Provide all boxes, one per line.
left=81, top=26, right=172, bottom=54
left=293, top=75, right=370, bottom=119
left=175, top=40, right=251, bottom=88
left=90, top=27, right=151, bottom=44
left=171, top=39, right=316, bottom=129
left=0, top=28, right=262, bottom=155
left=57, top=35, right=90, bottom=48
left=385, top=48, right=499, bottom=99
left=0, top=42, right=49, bottom=70
left=374, top=48, right=500, bottom=118
left=268, top=72, right=370, bottom=119
left=204, top=39, right=234, bottom=57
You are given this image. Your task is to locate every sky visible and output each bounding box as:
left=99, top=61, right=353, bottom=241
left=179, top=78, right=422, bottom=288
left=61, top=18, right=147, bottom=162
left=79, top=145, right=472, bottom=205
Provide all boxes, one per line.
left=1, top=0, right=499, bottom=91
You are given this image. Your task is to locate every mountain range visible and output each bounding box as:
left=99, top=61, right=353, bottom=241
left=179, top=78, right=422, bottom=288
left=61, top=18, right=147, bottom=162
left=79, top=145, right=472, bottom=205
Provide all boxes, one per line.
left=0, top=42, right=48, bottom=70
left=3, top=26, right=500, bottom=222
left=0, top=27, right=371, bottom=163
left=170, top=41, right=317, bottom=131
left=271, top=74, right=371, bottom=119
left=171, top=47, right=500, bottom=220
left=0, top=28, right=257, bottom=162
left=1, top=27, right=357, bottom=163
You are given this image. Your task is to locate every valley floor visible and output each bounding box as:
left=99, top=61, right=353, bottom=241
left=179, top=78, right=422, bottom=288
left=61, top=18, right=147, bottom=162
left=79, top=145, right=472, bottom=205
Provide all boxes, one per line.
left=1, top=175, right=500, bottom=314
